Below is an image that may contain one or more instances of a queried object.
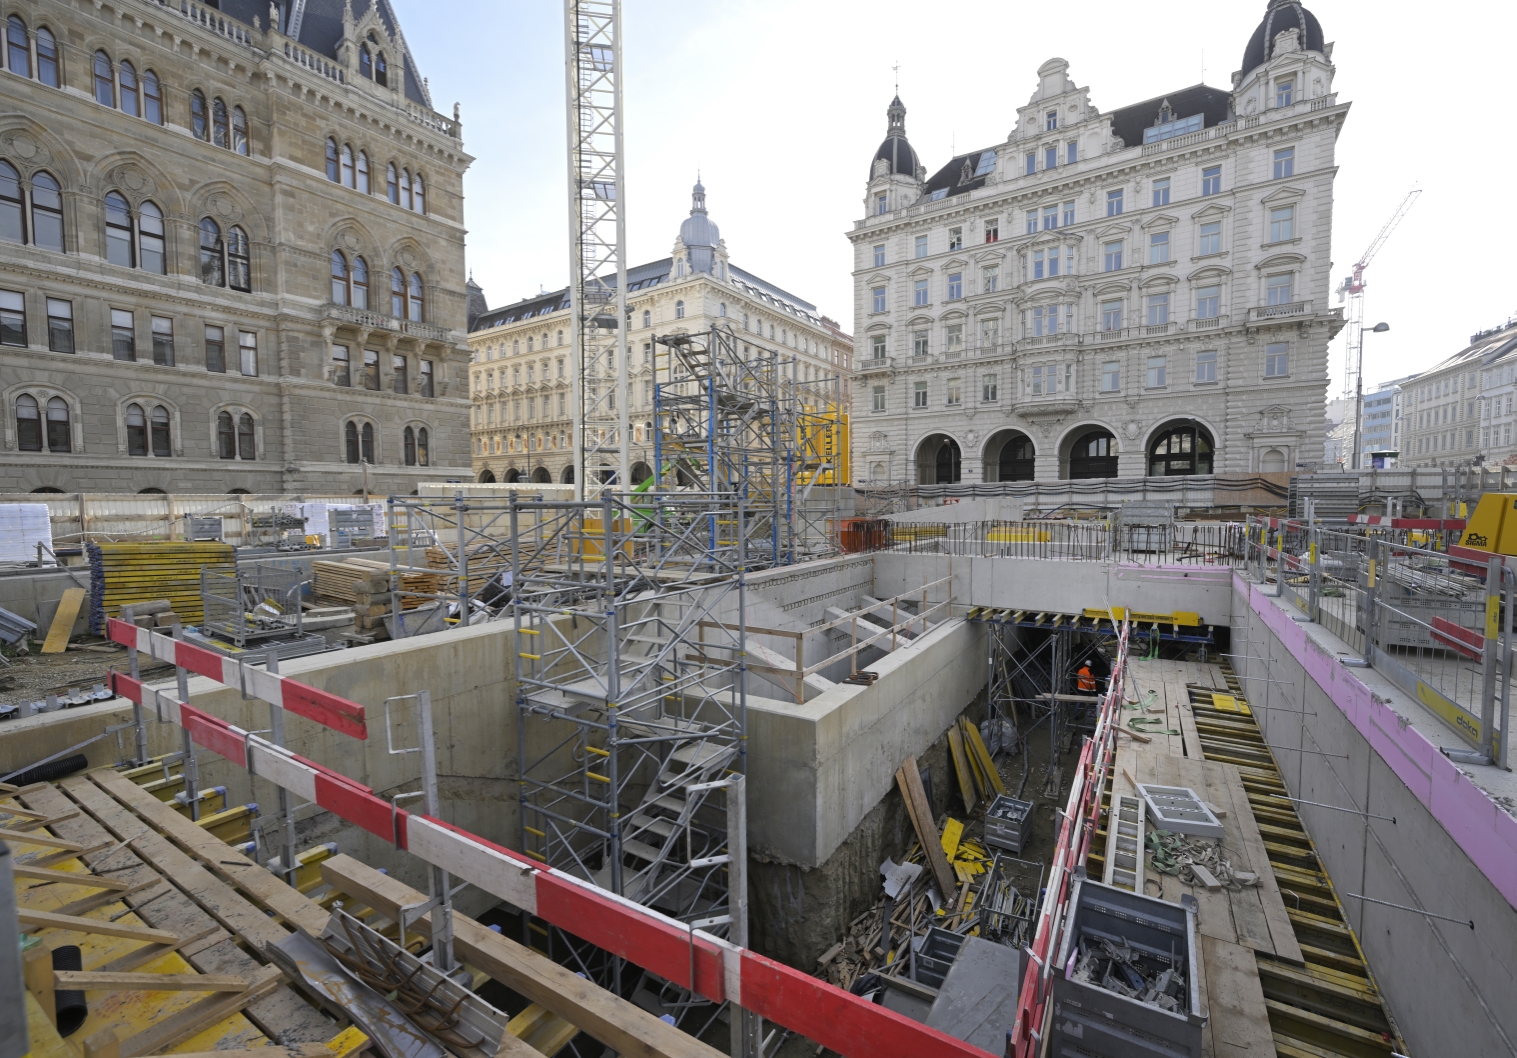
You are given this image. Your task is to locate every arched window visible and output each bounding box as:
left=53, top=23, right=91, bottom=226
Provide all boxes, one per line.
left=142, top=69, right=160, bottom=123
left=400, top=168, right=412, bottom=210
left=199, top=218, right=224, bottom=286
left=359, top=44, right=372, bottom=79
left=351, top=255, right=369, bottom=310
left=390, top=267, right=405, bottom=316
left=93, top=51, right=115, bottom=106
left=1, top=161, right=24, bottom=245
left=417, top=427, right=429, bottom=466
left=34, top=26, right=60, bottom=87
left=212, top=97, right=230, bottom=149
left=237, top=413, right=255, bottom=459
left=325, top=137, right=340, bottom=182
left=360, top=422, right=375, bottom=464
left=642, top=309, right=650, bottom=328
left=330, top=250, right=348, bottom=304
left=191, top=90, right=209, bottom=141
left=1148, top=423, right=1213, bottom=476
left=119, top=60, right=138, bottom=116
left=217, top=410, right=236, bottom=459
left=232, top=106, right=248, bottom=155
left=31, top=173, right=63, bottom=252
left=386, top=163, right=398, bottom=204
left=105, top=191, right=134, bottom=268
left=340, top=143, right=354, bottom=188
left=375, top=51, right=388, bottom=87
left=719, top=302, right=727, bottom=317
left=403, top=425, right=416, bottom=466
left=46, top=397, right=70, bottom=453
left=150, top=405, right=171, bottom=457
left=138, top=201, right=165, bottom=273
left=125, top=402, right=147, bottom=456
left=15, top=395, right=40, bottom=451
left=356, top=150, right=369, bottom=193
left=344, top=420, right=359, bottom=464
left=6, top=17, right=29, bottom=78
left=408, top=273, right=423, bottom=322
left=412, top=173, right=424, bottom=214
left=675, top=300, right=685, bottom=319
left=227, top=226, right=250, bottom=292
left=1069, top=429, right=1118, bottom=479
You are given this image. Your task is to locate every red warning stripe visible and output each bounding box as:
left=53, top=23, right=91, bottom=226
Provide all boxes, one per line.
left=180, top=704, right=248, bottom=762
left=314, top=771, right=406, bottom=848
left=280, top=681, right=367, bottom=740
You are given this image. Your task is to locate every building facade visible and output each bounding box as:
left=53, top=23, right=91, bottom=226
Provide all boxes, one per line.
left=850, top=1, right=1346, bottom=486
left=468, top=183, right=852, bottom=484
left=1356, top=373, right=1416, bottom=467
left=0, top=0, right=472, bottom=495
left=1402, top=321, right=1517, bottom=468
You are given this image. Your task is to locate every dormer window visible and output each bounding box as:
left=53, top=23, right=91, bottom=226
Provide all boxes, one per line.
left=375, top=51, right=388, bottom=87
left=876, top=193, right=888, bottom=216
left=360, top=45, right=372, bottom=79
left=973, top=151, right=996, bottom=177
left=1045, top=110, right=1058, bottom=131
left=1275, top=77, right=1294, bottom=108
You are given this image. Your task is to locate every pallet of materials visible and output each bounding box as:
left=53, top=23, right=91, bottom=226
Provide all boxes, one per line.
left=425, top=544, right=509, bottom=594
left=311, top=559, right=439, bottom=609
left=85, top=541, right=233, bottom=633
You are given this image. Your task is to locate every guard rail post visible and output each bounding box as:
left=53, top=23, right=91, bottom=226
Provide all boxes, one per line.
left=1478, top=553, right=1502, bottom=765
left=1308, top=525, right=1321, bottom=622
left=0, top=843, right=26, bottom=1058
left=1361, top=536, right=1379, bottom=667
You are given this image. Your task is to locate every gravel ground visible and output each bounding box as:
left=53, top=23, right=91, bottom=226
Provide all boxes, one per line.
left=0, top=638, right=173, bottom=707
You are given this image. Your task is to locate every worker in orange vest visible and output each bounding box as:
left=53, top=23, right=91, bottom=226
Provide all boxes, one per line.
left=1077, top=661, right=1098, bottom=694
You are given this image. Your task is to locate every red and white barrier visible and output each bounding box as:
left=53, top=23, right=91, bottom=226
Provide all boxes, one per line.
left=106, top=618, right=993, bottom=1058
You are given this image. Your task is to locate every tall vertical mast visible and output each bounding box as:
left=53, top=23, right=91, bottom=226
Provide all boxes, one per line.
left=564, top=0, right=629, bottom=497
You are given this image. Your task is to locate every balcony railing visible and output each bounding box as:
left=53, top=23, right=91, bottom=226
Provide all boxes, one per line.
left=1189, top=315, right=1229, bottom=330
left=326, top=304, right=453, bottom=342
left=1249, top=300, right=1312, bottom=322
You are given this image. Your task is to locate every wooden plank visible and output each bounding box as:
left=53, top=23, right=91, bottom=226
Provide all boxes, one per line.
left=946, top=725, right=978, bottom=810
left=134, top=1049, right=343, bottom=1058
left=962, top=720, right=1006, bottom=796
left=321, top=854, right=726, bottom=1058
left=1198, top=936, right=1274, bottom=1058
left=895, top=757, right=956, bottom=897
left=13, top=863, right=136, bottom=890
left=116, top=967, right=283, bottom=1058
left=17, top=907, right=179, bottom=944
left=90, top=769, right=332, bottom=936
left=42, top=587, right=87, bottom=653
left=55, top=970, right=250, bottom=992
left=0, top=827, right=84, bottom=851
left=93, top=925, right=226, bottom=974
left=1220, top=764, right=1305, bottom=965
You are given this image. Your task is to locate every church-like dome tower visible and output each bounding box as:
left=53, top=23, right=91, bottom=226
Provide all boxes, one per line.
left=865, top=95, right=924, bottom=216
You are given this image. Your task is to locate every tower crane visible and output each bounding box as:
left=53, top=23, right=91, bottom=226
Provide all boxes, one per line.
left=1338, top=187, right=1420, bottom=469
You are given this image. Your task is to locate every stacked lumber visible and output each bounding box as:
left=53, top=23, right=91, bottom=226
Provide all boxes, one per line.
left=85, top=541, right=233, bottom=633
left=425, top=545, right=508, bottom=595
left=312, top=559, right=441, bottom=632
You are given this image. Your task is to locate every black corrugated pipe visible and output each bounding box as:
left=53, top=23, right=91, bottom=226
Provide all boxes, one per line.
left=51, top=945, right=86, bottom=1036
left=6, top=753, right=88, bottom=787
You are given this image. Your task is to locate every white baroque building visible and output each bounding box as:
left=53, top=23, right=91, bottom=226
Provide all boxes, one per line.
left=850, top=0, right=1346, bottom=486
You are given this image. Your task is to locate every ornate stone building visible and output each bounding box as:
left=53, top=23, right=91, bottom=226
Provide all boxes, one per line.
left=851, top=0, right=1346, bottom=485
left=0, top=0, right=472, bottom=494
left=1401, top=321, right=1517, bottom=469
left=468, top=182, right=852, bottom=484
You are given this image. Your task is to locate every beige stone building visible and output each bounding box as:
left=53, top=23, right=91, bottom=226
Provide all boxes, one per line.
left=468, top=182, right=852, bottom=484
left=0, top=0, right=472, bottom=495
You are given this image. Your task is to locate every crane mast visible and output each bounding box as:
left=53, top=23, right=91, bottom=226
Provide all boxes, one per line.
left=564, top=0, right=630, bottom=497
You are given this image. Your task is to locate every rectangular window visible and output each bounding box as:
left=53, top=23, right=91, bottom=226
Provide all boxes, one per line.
left=1201, top=165, right=1221, bottom=196
left=0, top=289, right=24, bottom=347
left=979, top=319, right=999, bottom=349
left=1149, top=231, right=1170, bottom=264
left=873, top=244, right=885, bottom=267
left=1045, top=144, right=1058, bottom=170
left=913, top=381, right=928, bottom=408
left=947, top=272, right=963, bottom=300
left=1101, top=361, right=1120, bottom=392
left=1032, top=305, right=1059, bottom=337
left=915, top=235, right=929, bottom=259
left=363, top=349, right=380, bottom=390
left=1147, top=355, right=1167, bottom=388
left=876, top=194, right=888, bottom=215
left=871, top=335, right=886, bottom=360
left=872, top=286, right=886, bottom=312
left=1152, top=177, right=1170, bottom=207
left=1101, top=300, right=1123, bottom=332
left=150, top=315, right=174, bottom=366
left=558, top=393, right=566, bottom=415
left=948, top=227, right=962, bottom=251
left=1031, top=365, right=1044, bottom=395
left=1043, top=205, right=1058, bottom=230
left=982, top=266, right=999, bottom=293
left=1066, top=140, right=1078, bottom=165
left=1046, top=110, right=1058, bottom=131
left=420, top=358, right=434, bottom=397
left=1199, top=220, right=1221, bottom=255
left=45, top=298, right=73, bottom=353
left=205, top=326, right=227, bottom=373
left=1104, top=241, right=1123, bottom=272
left=1266, top=273, right=1293, bottom=305
left=1063, top=200, right=1075, bottom=226
left=1273, top=147, right=1294, bottom=179
left=1107, top=189, right=1123, bottom=216
left=1196, top=285, right=1220, bottom=319
left=982, top=374, right=998, bottom=402
left=1196, top=350, right=1217, bottom=383
left=1265, top=342, right=1289, bottom=377
left=1276, top=77, right=1294, bottom=108
left=946, top=377, right=962, bottom=406
left=984, top=219, right=999, bottom=243
left=111, top=308, right=135, bottom=361
left=1146, top=293, right=1170, bottom=326
left=1025, top=152, right=1036, bottom=176
left=913, top=331, right=929, bottom=358
left=913, top=279, right=929, bottom=306
left=1269, top=205, right=1295, bottom=242
left=392, top=354, right=408, bottom=394
left=945, top=323, right=963, bottom=354
left=238, top=331, right=257, bottom=376
left=872, top=385, right=886, bottom=412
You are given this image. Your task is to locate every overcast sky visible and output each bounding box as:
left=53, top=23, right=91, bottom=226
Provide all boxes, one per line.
left=403, top=0, right=1516, bottom=395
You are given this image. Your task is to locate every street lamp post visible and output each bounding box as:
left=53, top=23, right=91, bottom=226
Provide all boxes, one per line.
left=1351, top=322, right=1391, bottom=470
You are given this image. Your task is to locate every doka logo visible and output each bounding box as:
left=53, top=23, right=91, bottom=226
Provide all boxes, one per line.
left=1466, top=532, right=1489, bottom=547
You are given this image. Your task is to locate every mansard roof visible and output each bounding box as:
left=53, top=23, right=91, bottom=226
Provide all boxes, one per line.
left=1109, top=84, right=1233, bottom=148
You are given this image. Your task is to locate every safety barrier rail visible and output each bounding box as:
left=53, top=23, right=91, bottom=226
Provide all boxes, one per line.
left=859, top=519, right=1245, bottom=565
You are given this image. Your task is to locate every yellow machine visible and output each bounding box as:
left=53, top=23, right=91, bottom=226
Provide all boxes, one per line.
left=1457, top=493, right=1517, bottom=556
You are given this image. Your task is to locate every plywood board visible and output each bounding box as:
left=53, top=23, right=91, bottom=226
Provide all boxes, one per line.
left=1199, top=936, right=1274, bottom=1058
left=42, top=587, right=86, bottom=654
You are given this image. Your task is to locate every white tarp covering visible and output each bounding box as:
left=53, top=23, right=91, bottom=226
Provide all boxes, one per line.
left=0, top=504, right=54, bottom=564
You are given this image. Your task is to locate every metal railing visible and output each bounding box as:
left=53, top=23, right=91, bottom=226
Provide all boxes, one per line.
left=867, top=519, right=1245, bottom=565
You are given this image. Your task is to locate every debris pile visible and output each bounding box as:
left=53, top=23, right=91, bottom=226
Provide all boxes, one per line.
left=1146, top=830, right=1260, bottom=890
left=1067, top=936, right=1188, bottom=1013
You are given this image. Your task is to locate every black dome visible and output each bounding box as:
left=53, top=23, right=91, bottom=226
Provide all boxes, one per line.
left=871, top=95, right=919, bottom=179
left=1241, top=0, right=1325, bottom=79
